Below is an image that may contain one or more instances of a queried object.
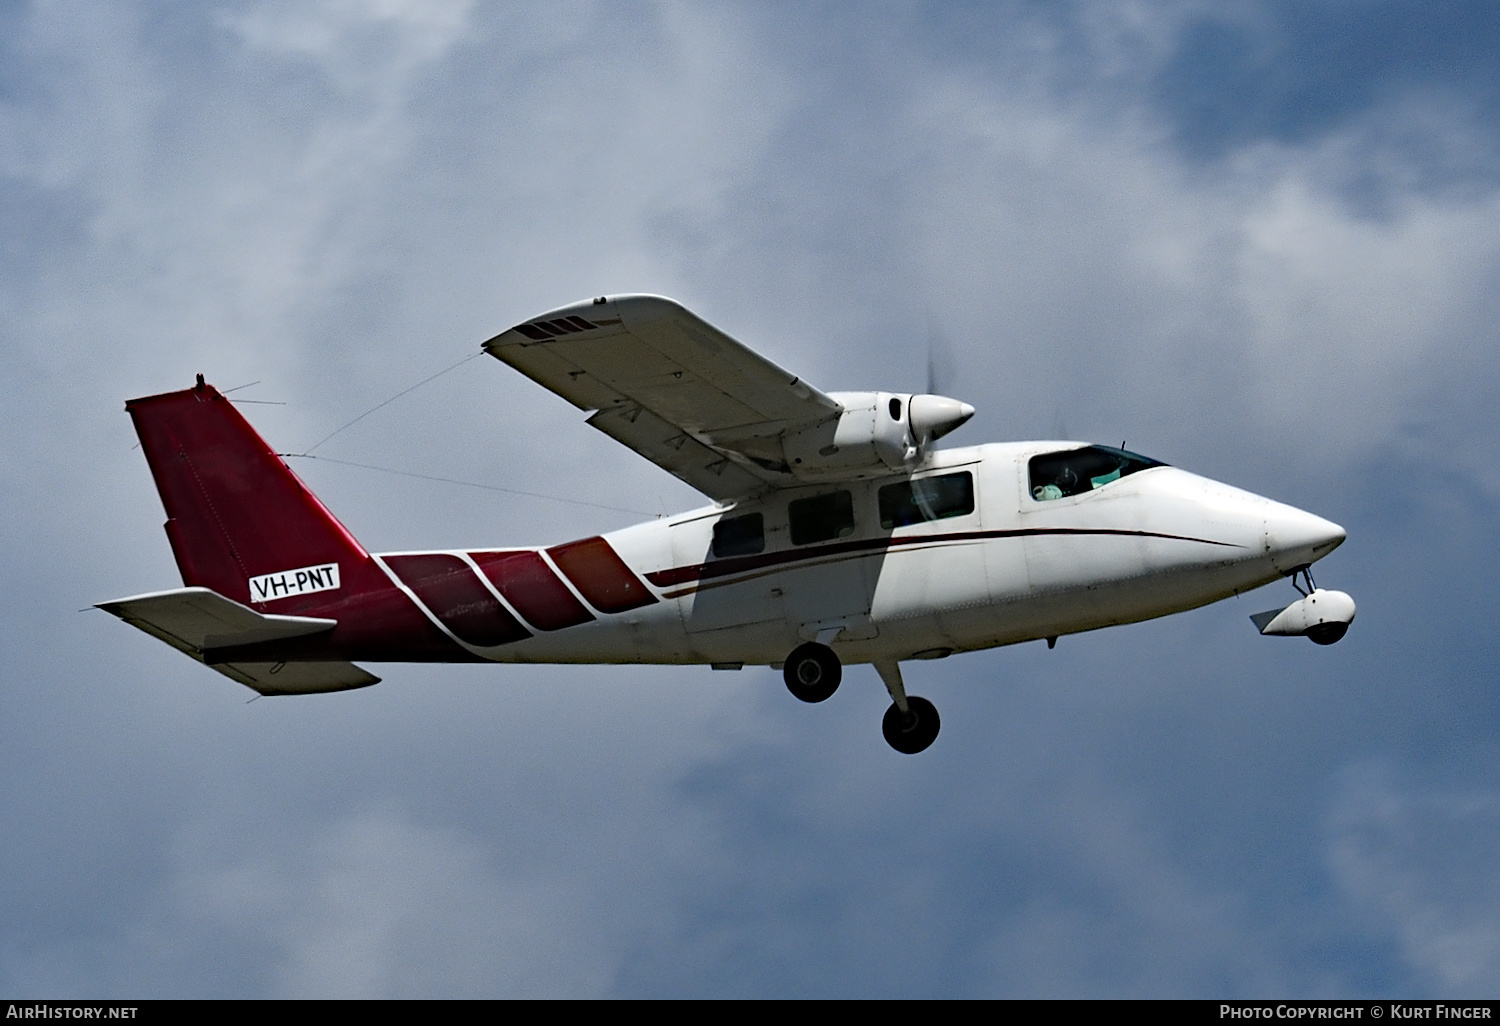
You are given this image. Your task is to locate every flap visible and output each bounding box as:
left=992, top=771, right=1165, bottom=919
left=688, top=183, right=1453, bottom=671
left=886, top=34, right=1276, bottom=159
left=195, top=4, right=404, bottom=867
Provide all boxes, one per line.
left=585, top=403, right=767, bottom=500
left=484, top=295, right=842, bottom=501
left=96, top=586, right=336, bottom=654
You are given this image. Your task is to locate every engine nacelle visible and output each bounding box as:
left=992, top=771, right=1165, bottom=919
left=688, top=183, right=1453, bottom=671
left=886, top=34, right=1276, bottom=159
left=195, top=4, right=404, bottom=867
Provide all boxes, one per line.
left=1250, top=589, right=1356, bottom=645
left=781, top=391, right=975, bottom=482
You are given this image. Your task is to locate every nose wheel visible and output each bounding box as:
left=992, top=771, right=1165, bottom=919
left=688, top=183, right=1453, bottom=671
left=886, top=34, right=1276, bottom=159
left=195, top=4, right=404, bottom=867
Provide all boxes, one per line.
left=1291, top=566, right=1349, bottom=645
left=1251, top=565, right=1356, bottom=645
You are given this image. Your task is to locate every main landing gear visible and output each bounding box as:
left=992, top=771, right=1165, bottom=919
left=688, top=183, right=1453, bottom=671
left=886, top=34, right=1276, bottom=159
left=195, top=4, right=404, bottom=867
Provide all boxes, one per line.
left=781, top=644, right=941, bottom=754
left=783, top=642, right=842, bottom=703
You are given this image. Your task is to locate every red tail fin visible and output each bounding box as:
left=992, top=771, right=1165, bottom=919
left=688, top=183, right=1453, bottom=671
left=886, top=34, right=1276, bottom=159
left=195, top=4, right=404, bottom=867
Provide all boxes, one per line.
left=128, top=378, right=372, bottom=606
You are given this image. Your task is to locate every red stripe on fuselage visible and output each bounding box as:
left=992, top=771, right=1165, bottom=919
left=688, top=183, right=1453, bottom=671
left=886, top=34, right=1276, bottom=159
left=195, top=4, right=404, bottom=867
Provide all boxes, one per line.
left=546, top=537, right=658, bottom=614
left=384, top=553, right=532, bottom=647
left=470, top=551, right=595, bottom=631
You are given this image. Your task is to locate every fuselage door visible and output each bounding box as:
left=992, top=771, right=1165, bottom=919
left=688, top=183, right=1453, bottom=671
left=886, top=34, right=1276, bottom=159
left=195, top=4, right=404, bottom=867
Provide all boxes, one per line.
left=775, top=486, right=880, bottom=641
left=669, top=507, right=783, bottom=633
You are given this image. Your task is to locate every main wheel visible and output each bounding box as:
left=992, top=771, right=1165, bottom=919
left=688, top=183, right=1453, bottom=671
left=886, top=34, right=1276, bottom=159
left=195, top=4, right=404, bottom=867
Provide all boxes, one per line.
left=882, top=695, right=940, bottom=754
left=783, top=642, right=842, bottom=703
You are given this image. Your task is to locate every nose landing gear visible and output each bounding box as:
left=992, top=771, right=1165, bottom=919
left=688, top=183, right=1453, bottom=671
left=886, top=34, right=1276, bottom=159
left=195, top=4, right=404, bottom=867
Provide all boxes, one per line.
left=1290, top=567, right=1350, bottom=646
left=882, top=696, right=941, bottom=754
left=1250, top=566, right=1356, bottom=645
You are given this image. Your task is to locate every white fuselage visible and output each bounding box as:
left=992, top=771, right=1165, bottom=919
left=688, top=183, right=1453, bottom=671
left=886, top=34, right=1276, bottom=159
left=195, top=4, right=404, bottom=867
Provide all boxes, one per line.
left=370, top=443, right=1346, bottom=668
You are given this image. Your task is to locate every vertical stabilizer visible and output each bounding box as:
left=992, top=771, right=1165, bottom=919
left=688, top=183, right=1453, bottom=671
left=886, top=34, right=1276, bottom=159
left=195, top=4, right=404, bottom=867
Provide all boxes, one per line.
left=116, top=377, right=477, bottom=666
left=127, top=378, right=373, bottom=606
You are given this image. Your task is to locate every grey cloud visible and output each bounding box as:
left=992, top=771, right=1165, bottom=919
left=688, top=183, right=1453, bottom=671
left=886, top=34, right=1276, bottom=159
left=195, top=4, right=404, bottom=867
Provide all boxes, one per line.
left=164, top=806, right=613, bottom=998
left=1329, top=765, right=1500, bottom=995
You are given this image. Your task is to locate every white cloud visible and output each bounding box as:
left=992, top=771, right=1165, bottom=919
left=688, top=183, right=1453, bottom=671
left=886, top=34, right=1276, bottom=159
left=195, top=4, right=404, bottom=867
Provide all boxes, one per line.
left=888, top=72, right=1500, bottom=475
left=223, top=0, right=474, bottom=92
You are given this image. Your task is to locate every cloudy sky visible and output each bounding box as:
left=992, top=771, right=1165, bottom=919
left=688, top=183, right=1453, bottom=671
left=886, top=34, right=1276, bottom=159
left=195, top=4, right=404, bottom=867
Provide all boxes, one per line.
left=4, top=0, right=1500, bottom=998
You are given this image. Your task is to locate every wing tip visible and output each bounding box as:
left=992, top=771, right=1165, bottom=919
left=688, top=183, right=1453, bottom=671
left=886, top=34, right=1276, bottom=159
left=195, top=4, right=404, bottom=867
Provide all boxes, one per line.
left=487, top=294, right=680, bottom=349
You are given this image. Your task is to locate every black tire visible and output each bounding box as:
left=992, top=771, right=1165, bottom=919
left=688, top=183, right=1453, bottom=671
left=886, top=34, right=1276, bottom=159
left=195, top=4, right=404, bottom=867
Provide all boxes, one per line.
left=882, top=695, right=940, bottom=754
left=783, top=642, right=842, bottom=703
left=1307, top=621, right=1349, bottom=646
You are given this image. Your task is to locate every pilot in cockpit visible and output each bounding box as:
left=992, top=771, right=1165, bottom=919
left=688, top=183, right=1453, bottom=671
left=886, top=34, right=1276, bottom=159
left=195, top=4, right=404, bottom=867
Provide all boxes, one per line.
left=1030, top=446, right=1163, bottom=502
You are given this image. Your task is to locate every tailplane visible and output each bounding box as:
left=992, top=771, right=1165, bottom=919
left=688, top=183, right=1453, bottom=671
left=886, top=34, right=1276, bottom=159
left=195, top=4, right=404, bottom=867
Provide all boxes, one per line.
left=95, top=586, right=379, bottom=695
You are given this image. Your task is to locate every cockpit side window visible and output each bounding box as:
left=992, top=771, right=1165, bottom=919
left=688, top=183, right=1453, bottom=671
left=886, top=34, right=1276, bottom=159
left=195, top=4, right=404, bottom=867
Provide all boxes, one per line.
left=1028, top=446, right=1165, bottom=502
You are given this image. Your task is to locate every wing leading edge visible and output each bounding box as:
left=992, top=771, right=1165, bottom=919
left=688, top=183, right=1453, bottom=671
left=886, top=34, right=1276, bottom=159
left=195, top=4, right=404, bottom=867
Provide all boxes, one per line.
left=483, top=295, right=841, bottom=501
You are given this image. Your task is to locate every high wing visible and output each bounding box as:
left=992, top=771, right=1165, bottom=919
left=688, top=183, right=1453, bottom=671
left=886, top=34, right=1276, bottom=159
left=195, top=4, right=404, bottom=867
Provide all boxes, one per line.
left=483, top=295, right=841, bottom=501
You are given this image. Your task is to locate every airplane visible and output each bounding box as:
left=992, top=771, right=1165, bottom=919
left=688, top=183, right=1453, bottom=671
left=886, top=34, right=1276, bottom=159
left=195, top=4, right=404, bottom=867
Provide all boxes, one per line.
left=98, top=294, right=1354, bottom=754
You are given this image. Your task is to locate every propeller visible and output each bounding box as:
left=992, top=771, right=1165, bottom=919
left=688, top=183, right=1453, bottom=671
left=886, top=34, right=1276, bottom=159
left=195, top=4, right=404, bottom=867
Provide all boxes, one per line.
left=926, top=320, right=955, bottom=397
left=914, top=321, right=973, bottom=446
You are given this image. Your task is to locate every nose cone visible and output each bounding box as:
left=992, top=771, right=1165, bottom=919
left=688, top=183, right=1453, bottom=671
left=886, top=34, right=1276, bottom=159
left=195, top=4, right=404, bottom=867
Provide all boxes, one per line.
left=1265, top=505, right=1346, bottom=573
left=909, top=395, right=976, bottom=443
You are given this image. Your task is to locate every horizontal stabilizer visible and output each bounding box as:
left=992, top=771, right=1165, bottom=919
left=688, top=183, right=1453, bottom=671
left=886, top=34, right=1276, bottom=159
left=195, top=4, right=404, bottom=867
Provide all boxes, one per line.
left=96, top=586, right=378, bottom=695
left=96, top=586, right=336, bottom=653
left=210, top=660, right=380, bottom=696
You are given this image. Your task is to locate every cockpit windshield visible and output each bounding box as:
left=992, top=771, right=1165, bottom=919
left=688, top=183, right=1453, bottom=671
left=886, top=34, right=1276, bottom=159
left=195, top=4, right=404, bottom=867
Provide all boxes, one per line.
left=1028, top=445, right=1165, bottom=501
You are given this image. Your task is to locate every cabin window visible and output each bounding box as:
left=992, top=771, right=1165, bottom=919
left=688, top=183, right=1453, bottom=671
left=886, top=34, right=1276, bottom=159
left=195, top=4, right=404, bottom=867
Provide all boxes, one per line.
left=712, top=512, right=765, bottom=558
left=1028, top=445, right=1165, bottom=501
left=789, top=491, right=855, bottom=545
left=879, top=471, right=975, bottom=529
